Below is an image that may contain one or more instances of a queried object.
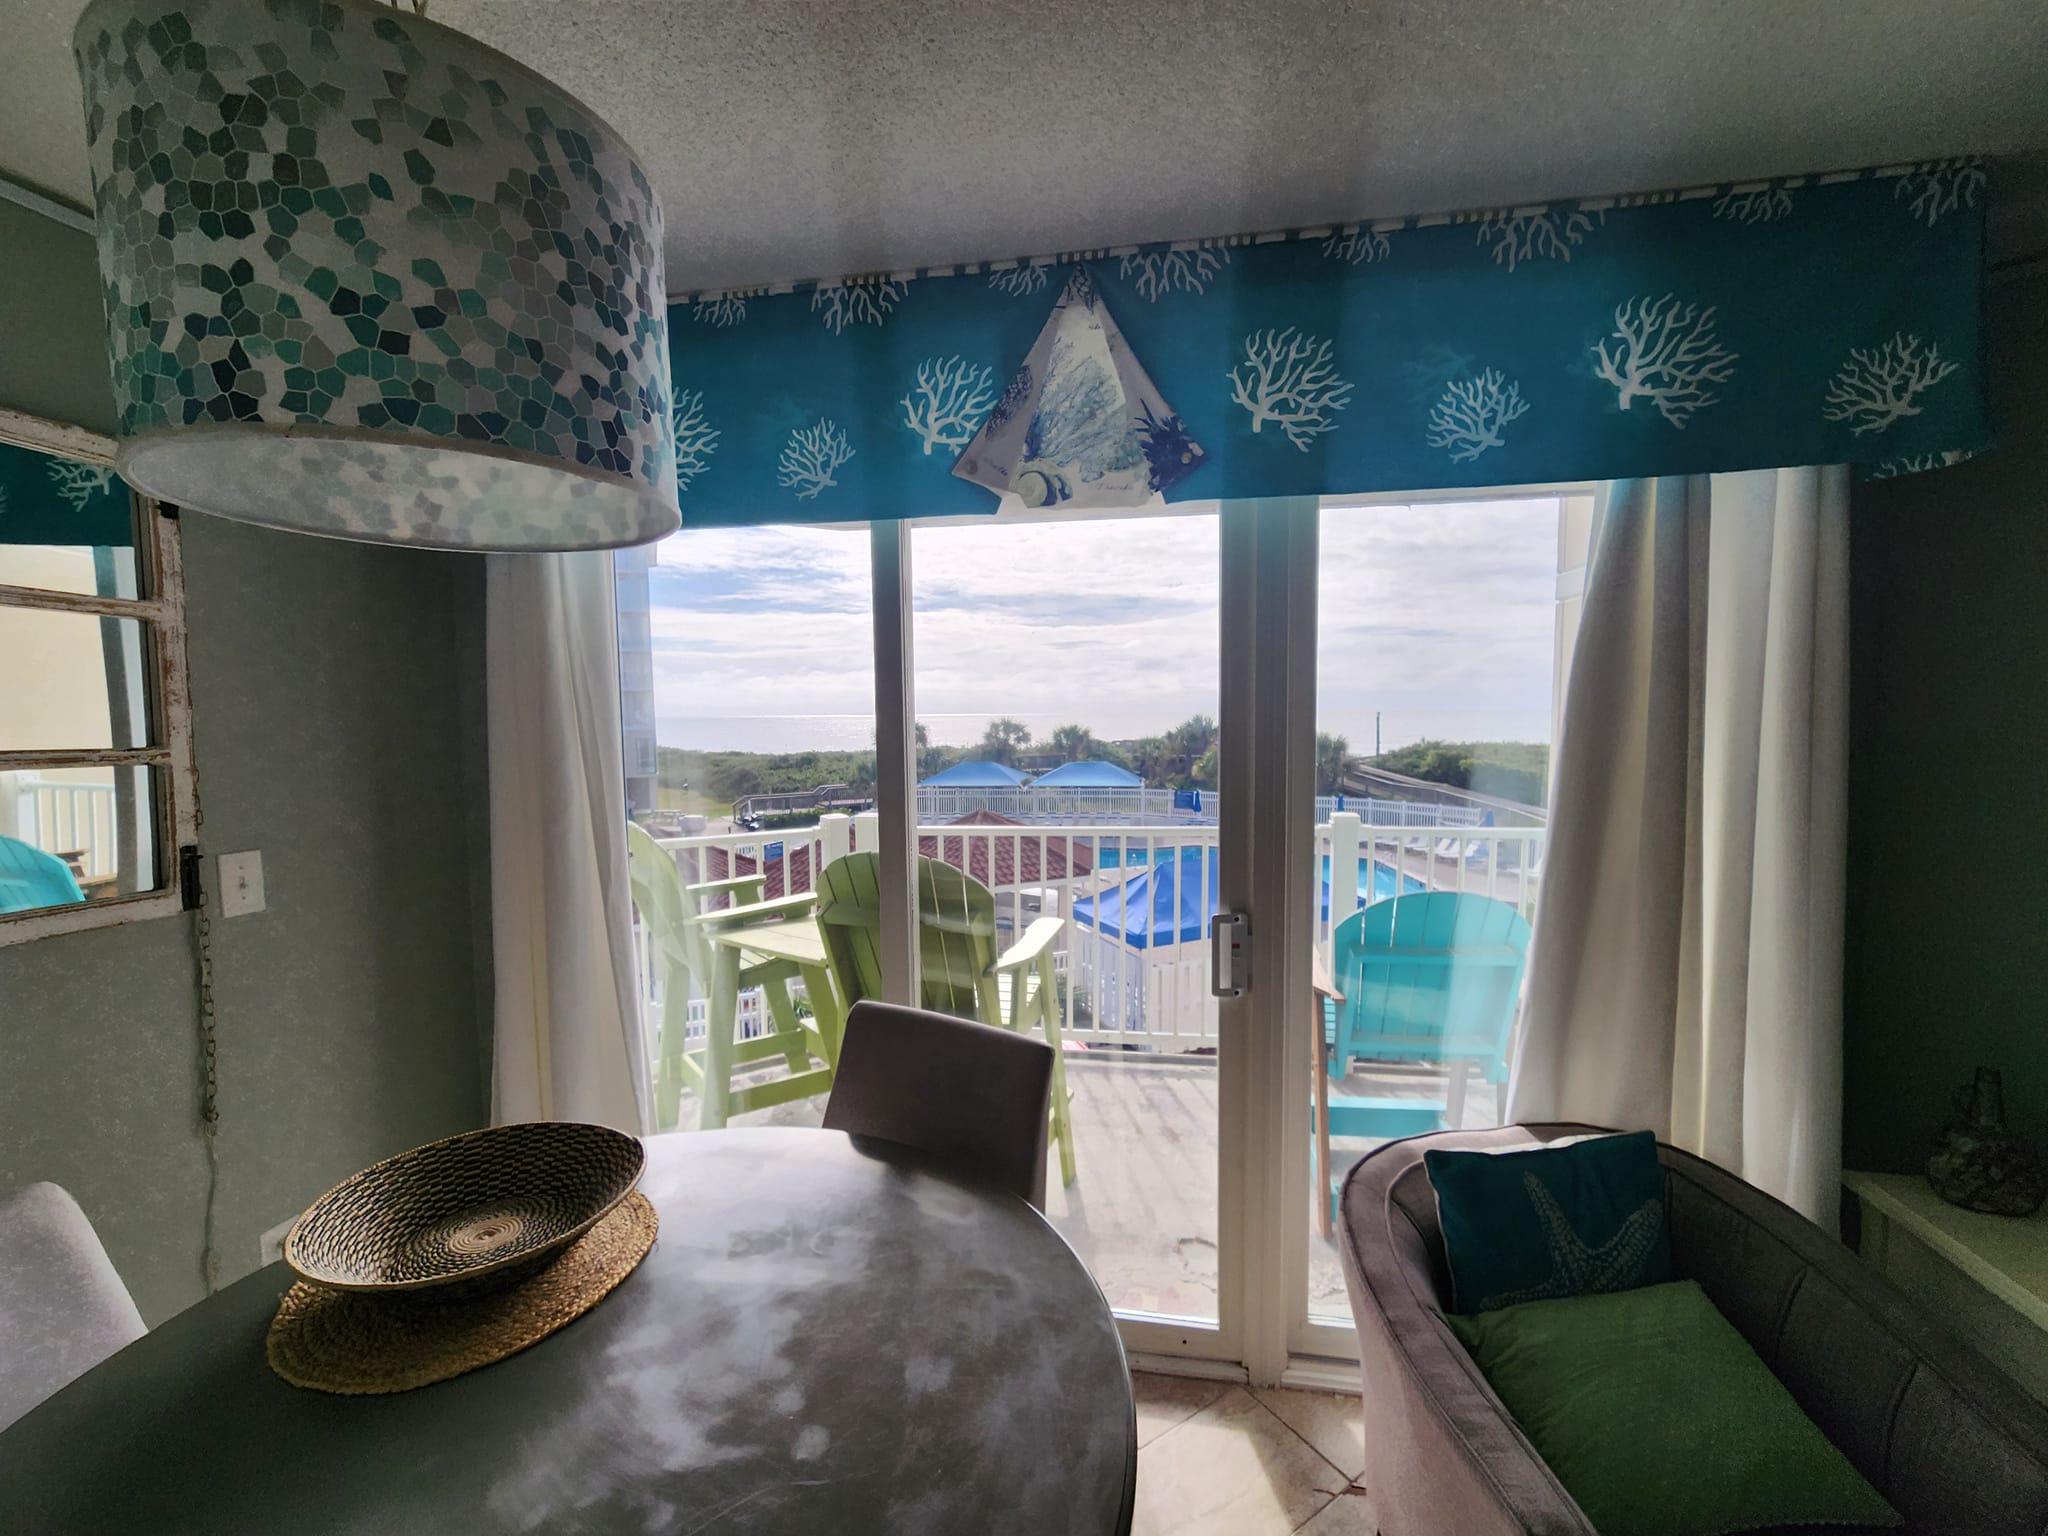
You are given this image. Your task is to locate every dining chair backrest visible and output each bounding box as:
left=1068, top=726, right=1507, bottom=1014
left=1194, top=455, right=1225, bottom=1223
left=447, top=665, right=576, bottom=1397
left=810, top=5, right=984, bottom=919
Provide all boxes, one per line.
left=822, top=1001, right=1055, bottom=1209
left=0, top=1182, right=145, bottom=1431
left=815, top=852, right=1002, bottom=1024
left=1328, top=891, right=1532, bottom=1081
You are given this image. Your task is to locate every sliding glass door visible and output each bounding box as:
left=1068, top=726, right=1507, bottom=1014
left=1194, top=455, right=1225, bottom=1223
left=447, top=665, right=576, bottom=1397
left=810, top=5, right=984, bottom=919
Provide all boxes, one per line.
left=1282, top=491, right=1591, bottom=1364
left=906, top=504, right=1239, bottom=1361
left=618, top=486, right=1590, bottom=1379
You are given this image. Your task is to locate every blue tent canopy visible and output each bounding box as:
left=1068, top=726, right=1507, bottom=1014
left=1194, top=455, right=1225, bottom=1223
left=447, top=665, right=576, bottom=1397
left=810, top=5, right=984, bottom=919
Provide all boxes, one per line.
left=1071, top=846, right=1219, bottom=949
left=918, top=759, right=1028, bottom=788
left=1033, top=759, right=1142, bottom=789
left=1073, top=848, right=1426, bottom=949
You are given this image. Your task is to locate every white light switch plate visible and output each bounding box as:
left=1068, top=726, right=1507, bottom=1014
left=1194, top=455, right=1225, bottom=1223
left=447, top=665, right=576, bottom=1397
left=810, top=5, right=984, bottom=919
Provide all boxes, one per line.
left=217, top=850, right=266, bottom=916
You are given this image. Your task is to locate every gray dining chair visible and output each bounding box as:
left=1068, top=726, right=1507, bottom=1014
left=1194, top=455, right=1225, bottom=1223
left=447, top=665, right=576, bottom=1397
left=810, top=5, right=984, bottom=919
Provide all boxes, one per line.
left=822, top=1000, right=1056, bottom=1209
left=0, top=1182, right=145, bottom=1431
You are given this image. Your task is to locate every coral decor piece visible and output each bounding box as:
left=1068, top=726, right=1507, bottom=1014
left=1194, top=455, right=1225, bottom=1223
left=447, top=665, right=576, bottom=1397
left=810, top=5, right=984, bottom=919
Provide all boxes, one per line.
left=1927, top=1069, right=2048, bottom=1217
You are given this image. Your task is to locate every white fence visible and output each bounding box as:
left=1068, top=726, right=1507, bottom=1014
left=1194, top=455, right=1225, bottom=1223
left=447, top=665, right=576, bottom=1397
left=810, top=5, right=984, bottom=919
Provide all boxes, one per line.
left=636, top=805, right=1545, bottom=1057
left=9, top=778, right=119, bottom=881
left=910, top=785, right=1494, bottom=829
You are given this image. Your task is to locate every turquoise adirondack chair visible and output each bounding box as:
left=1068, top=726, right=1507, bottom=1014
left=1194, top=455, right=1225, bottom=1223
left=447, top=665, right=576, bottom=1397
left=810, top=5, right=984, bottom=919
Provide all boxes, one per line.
left=813, top=851, right=1078, bottom=1189
left=1314, top=892, right=1533, bottom=1223
left=1325, top=891, right=1532, bottom=1085
left=0, top=835, right=85, bottom=914
left=625, top=822, right=833, bottom=1131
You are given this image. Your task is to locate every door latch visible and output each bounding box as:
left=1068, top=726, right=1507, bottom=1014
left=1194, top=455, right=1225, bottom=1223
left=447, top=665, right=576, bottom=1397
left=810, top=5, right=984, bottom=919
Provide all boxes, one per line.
left=1210, top=911, right=1250, bottom=997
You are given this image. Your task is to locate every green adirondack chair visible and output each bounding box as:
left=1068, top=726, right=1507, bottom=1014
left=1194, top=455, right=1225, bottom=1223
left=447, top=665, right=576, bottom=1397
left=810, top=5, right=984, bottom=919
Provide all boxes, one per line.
left=813, top=851, right=1077, bottom=1189
left=625, top=822, right=834, bottom=1131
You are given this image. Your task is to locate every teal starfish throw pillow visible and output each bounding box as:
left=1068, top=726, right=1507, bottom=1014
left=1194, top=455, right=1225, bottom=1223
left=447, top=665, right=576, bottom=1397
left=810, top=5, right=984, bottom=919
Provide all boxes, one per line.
left=1426, top=1130, right=1671, bottom=1314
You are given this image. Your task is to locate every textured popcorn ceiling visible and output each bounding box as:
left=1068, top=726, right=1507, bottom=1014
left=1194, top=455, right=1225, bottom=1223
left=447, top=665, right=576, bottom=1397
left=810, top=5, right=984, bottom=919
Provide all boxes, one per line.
left=6, top=0, right=2047, bottom=293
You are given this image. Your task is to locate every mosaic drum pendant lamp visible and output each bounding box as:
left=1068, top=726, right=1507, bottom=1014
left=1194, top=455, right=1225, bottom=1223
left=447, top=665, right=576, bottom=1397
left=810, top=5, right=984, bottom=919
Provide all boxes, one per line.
left=73, top=0, right=678, bottom=551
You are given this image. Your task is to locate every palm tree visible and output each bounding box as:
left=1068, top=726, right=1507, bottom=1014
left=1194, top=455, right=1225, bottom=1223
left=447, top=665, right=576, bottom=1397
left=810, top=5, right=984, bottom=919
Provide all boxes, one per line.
left=915, top=722, right=954, bottom=777
left=978, top=716, right=1031, bottom=766
left=1047, top=722, right=1098, bottom=763
left=1166, top=713, right=1217, bottom=768
left=1315, top=731, right=1352, bottom=795
left=1131, top=735, right=1173, bottom=785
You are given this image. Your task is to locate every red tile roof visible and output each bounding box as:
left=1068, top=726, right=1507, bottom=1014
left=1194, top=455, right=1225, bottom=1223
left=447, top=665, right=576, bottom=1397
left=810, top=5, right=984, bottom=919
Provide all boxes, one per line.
left=921, top=811, right=1093, bottom=886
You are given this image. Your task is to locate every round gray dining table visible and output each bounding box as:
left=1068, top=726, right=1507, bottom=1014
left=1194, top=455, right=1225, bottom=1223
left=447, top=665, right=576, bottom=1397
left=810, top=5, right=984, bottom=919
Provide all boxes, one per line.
left=0, top=1127, right=1136, bottom=1534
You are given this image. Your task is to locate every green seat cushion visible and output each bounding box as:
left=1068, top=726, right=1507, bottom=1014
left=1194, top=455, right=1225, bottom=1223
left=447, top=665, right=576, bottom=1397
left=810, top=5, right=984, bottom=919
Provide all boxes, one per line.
left=1426, top=1129, right=1671, bottom=1313
left=1449, top=1280, right=1901, bottom=1536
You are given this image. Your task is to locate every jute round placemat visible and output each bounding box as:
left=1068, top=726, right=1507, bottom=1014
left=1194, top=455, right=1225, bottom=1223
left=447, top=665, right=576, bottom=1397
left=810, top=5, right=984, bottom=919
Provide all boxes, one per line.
left=266, top=1190, right=658, bottom=1395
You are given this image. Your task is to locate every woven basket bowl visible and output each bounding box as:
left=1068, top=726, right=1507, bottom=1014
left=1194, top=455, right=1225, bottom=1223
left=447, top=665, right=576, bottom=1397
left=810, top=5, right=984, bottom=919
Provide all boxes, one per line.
left=284, top=1122, right=646, bottom=1294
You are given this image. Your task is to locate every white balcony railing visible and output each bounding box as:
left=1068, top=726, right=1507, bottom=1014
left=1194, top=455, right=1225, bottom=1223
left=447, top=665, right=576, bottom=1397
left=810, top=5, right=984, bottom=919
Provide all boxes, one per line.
left=637, top=804, right=1545, bottom=1060
left=10, top=778, right=119, bottom=881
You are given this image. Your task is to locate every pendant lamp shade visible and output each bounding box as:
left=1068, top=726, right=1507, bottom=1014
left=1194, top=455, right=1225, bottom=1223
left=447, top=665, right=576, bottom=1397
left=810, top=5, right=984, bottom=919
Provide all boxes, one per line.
left=73, top=0, right=678, bottom=551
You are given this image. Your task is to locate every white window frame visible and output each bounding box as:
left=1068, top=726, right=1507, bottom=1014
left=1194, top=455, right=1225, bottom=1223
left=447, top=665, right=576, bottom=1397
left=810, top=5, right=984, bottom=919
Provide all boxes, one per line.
left=0, top=406, right=200, bottom=945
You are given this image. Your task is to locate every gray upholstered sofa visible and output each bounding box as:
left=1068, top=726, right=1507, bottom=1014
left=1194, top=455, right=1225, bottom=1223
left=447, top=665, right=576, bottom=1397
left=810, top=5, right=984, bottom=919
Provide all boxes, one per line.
left=1338, top=1123, right=2048, bottom=1536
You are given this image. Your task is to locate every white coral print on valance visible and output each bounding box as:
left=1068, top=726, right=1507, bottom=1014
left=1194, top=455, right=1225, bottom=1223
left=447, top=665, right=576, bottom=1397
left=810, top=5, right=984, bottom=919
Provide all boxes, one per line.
left=664, top=159, right=1989, bottom=528
left=0, top=439, right=132, bottom=545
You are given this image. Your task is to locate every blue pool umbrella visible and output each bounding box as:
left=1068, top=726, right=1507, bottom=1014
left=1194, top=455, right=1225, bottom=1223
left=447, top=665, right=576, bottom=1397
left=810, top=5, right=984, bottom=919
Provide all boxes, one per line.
left=1033, top=759, right=1143, bottom=789
left=917, top=759, right=1029, bottom=788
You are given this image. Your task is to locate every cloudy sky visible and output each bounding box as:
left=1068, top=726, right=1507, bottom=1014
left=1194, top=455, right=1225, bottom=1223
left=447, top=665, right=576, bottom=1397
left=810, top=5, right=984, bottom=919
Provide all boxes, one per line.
left=645, top=498, right=1560, bottom=755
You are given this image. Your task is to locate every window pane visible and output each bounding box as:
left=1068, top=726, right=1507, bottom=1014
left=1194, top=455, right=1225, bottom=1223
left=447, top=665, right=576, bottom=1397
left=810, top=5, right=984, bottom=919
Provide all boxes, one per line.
left=0, top=765, right=162, bottom=912
left=1305, top=497, right=1567, bottom=1328
left=0, top=443, right=136, bottom=596
left=617, top=526, right=877, bottom=1135
left=0, top=611, right=153, bottom=750
left=0, top=542, right=141, bottom=600
left=914, top=509, right=1223, bottom=1323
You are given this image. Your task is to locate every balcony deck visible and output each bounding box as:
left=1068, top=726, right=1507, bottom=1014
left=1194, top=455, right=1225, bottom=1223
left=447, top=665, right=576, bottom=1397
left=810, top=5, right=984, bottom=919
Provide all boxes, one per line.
left=670, top=1050, right=1505, bottom=1328
left=642, top=809, right=1532, bottom=1332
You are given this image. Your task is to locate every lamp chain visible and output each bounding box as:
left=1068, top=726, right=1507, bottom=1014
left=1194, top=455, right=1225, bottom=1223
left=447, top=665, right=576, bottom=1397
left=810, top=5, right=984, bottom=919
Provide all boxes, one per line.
left=179, top=528, right=222, bottom=1294
left=191, top=892, right=222, bottom=1293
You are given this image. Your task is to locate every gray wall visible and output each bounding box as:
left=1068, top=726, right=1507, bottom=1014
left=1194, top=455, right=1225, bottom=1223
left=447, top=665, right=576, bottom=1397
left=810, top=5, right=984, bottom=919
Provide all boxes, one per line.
left=0, top=197, right=490, bottom=1324
left=1843, top=267, right=2048, bottom=1173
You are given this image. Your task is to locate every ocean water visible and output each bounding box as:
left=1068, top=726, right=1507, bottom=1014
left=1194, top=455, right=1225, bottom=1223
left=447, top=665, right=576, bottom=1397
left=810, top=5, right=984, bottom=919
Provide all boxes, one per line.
left=657, top=708, right=1550, bottom=757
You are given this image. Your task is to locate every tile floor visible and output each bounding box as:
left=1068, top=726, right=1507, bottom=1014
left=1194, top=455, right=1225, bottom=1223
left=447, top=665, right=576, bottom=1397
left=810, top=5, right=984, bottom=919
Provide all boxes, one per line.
left=1132, top=1371, right=1380, bottom=1535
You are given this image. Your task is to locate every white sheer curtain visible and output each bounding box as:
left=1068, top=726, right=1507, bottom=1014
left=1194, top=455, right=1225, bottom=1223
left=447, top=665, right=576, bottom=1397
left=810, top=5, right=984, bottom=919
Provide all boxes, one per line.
left=1508, top=468, right=1849, bottom=1226
left=485, top=551, right=649, bottom=1134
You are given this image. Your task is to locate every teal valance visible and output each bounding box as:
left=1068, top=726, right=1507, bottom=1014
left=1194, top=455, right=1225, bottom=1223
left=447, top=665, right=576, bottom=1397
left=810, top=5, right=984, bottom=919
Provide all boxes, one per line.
left=0, top=440, right=131, bottom=548
left=666, top=160, right=1989, bottom=528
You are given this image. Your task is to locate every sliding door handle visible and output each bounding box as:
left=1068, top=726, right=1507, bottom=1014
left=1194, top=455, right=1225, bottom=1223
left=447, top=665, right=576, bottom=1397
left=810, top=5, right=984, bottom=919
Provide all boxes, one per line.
left=1210, top=911, right=1250, bottom=998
